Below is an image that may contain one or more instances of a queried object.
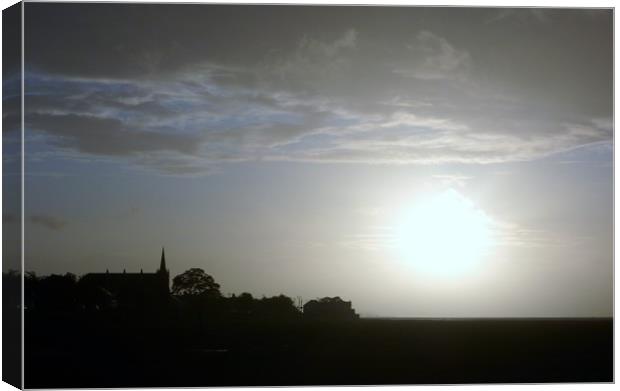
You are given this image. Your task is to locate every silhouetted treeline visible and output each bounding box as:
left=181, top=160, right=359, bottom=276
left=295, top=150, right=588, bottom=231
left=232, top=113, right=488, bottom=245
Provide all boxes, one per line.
left=24, top=271, right=78, bottom=311
left=8, top=268, right=358, bottom=321
left=10, top=270, right=611, bottom=388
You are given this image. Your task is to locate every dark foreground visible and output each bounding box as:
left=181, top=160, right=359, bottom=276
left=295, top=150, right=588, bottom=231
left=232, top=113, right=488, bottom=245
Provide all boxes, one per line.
left=25, top=314, right=613, bottom=387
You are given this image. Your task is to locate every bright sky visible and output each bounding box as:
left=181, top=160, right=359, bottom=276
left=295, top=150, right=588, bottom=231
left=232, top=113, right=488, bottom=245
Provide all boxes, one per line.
left=3, top=4, right=612, bottom=317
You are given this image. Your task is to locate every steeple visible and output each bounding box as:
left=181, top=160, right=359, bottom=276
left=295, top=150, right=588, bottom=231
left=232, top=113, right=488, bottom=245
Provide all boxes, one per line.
left=159, top=247, right=167, bottom=273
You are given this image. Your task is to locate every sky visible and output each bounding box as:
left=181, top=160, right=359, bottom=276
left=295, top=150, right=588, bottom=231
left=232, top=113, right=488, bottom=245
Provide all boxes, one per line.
left=3, top=4, right=613, bottom=317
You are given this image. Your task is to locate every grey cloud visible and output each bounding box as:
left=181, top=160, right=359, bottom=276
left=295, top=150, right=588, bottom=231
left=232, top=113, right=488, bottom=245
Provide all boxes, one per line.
left=22, top=5, right=612, bottom=175
left=298, top=29, right=357, bottom=58
left=25, top=67, right=612, bottom=173
left=27, top=113, right=202, bottom=157
left=260, top=29, right=360, bottom=95
left=431, top=174, right=472, bottom=188
left=25, top=4, right=339, bottom=80
left=394, top=31, right=472, bottom=81
left=30, top=214, right=67, bottom=231
left=269, top=117, right=611, bottom=166
left=133, top=153, right=217, bottom=176
left=485, top=8, right=553, bottom=25
left=208, top=111, right=328, bottom=149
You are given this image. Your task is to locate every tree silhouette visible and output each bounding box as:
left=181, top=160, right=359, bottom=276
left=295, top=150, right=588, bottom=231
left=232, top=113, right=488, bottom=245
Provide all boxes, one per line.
left=172, top=268, right=221, bottom=297
left=257, top=294, right=300, bottom=318
left=233, top=292, right=255, bottom=315
left=38, top=273, right=78, bottom=311
left=303, top=296, right=358, bottom=319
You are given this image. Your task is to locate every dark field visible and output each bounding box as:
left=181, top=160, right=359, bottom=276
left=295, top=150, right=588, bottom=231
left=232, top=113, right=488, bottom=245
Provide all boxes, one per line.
left=25, top=314, right=612, bottom=388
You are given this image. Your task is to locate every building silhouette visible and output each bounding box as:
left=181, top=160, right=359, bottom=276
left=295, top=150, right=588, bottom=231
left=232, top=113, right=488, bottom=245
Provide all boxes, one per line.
left=79, top=247, right=170, bottom=309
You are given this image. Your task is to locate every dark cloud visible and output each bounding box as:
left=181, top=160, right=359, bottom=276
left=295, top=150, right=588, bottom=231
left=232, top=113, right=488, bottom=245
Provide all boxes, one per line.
left=21, top=4, right=613, bottom=175
left=25, top=4, right=315, bottom=79
left=27, top=113, right=202, bottom=157
left=29, top=214, right=67, bottom=231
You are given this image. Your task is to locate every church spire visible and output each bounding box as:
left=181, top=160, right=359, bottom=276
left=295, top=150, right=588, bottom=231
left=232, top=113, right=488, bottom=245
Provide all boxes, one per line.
left=159, top=247, right=167, bottom=272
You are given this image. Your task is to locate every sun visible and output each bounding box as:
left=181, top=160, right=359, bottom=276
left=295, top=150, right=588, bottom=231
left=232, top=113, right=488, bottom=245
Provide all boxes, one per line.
left=394, top=189, right=494, bottom=278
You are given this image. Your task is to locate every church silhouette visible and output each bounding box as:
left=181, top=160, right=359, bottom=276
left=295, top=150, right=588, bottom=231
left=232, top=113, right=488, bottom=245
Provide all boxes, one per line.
left=78, top=248, right=170, bottom=309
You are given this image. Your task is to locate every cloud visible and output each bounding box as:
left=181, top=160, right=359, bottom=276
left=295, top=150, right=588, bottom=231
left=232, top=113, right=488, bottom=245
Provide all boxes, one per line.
left=340, top=228, right=397, bottom=252
left=299, top=29, right=357, bottom=58
left=29, top=214, right=68, bottom=231
left=132, top=153, right=218, bottom=176
left=27, top=113, right=202, bottom=157
left=265, top=29, right=359, bottom=94
left=485, top=9, right=551, bottom=25
left=20, top=8, right=612, bottom=176
left=393, top=31, right=472, bottom=81
left=24, top=65, right=612, bottom=174
left=431, top=174, right=472, bottom=188
left=492, top=221, right=588, bottom=249
left=340, top=211, right=577, bottom=253
left=380, top=111, right=469, bottom=131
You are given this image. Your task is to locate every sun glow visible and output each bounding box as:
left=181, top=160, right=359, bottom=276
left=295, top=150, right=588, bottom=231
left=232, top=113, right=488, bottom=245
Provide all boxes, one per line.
left=395, top=189, right=494, bottom=278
